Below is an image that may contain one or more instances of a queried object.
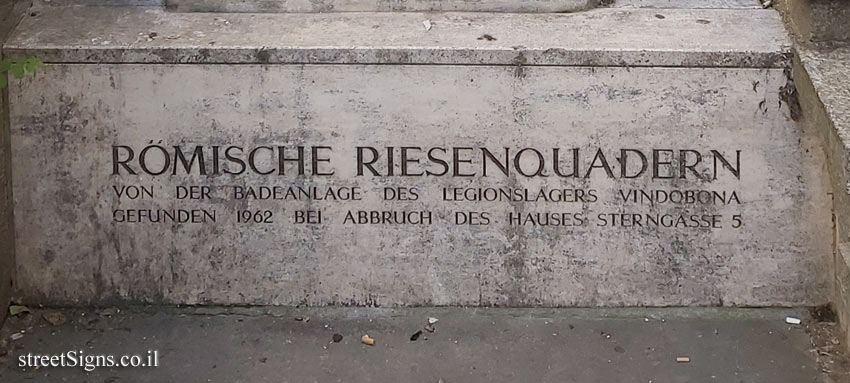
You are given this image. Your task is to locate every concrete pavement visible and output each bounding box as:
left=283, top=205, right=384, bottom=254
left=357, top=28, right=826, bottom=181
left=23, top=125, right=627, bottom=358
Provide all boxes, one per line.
left=1, top=307, right=848, bottom=382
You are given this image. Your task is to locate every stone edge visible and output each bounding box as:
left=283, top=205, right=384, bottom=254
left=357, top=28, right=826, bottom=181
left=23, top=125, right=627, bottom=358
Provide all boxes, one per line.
left=2, top=47, right=793, bottom=68
left=2, top=8, right=793, bottom=67
left=166, top=0, right=598, bottom=13
left=795, top=47, right=850, bottom=355
left=0, top=0, right=27, bottom=327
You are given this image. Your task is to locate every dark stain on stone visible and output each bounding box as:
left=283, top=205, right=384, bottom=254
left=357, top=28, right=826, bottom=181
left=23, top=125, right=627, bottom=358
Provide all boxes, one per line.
left=256, top=48, right=272, bottom=64
left=197, top=48, right=212, bottom=61
left=512, top=53, right=527, bottom=79
left=594, top=85, right=643, bottom=101
left=477, top=34, right=497, bottom=41
left=42, top=249, right=55, bottom=264
left=779, top=67, right=801, bottom=121
left=810, top=304, right=837, bottom=322
left=88, top=207, right=107, bottom=301
left=154, top=49, right=178, bottom=63
left=499, top=174, right=530, bottom=306
left=654, top=14, right=665, bottom=19
left=53, top=94, right=79, bottom=134
left=308, top=0, right=335, bottom=13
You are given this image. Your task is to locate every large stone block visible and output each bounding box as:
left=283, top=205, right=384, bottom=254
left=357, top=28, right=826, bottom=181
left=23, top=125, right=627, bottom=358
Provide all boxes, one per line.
left=2, top=7, right=833, bottom=306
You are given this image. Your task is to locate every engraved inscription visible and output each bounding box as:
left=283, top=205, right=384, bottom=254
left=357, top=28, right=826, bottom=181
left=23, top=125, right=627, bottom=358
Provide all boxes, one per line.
left=109, top=144, right=743, bottom=230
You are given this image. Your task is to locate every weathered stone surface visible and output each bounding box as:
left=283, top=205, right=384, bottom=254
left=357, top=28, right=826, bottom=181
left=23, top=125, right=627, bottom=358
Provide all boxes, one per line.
left=6, top=63, right=831, bottom=306
left=798, top=51, right=850, bottom=225
left=776, top=0, right=850, bottom=44
left=4, top=7, right=792, bottom=67
left=0, top=0, right=25, bottom=324
left=0, top=5, right=832, bottom=307
left=611, top=0, right=760, bottom=9
left=0, top=307, right=830, bottom=383
left=837, top=244, right=850, bottom=352
left=796, top=46, right=850, bottom=352
left=167, top=0, right=597, bottom=13
left=36, top=0, right=164, bottom=6
left=0, top=1, right=10, bottom=324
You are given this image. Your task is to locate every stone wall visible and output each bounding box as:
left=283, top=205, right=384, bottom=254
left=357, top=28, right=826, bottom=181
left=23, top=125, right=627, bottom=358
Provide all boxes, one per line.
left=2, top=7, right=833, bottom=307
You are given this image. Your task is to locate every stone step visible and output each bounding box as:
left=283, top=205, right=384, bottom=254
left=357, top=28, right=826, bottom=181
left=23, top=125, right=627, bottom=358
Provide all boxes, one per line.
left=164, top=0, right=764, bottom=14
left=1, top=6, right=831, bottom=307
left=611, top=0, right=761, bottom=8
left=5, top=7, right=791, bottom=67
left=166, top=0, right=598, bottom=13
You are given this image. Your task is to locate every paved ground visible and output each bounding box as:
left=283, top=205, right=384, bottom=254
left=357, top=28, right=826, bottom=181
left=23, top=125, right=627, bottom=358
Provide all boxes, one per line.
left=0, top=307, right=848, bottom=383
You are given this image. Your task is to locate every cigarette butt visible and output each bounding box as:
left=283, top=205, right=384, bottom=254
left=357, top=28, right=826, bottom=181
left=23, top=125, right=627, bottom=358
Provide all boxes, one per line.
left=361, top=334, right=375, bottom=346
left=676, top=356, right=691, bottom=363
left=785, top=317, right=801, bottom=325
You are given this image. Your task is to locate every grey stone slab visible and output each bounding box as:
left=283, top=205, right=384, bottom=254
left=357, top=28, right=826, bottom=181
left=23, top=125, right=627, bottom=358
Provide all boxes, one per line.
left=611, top=0, right=761, bottom=8
left=167, top=0, right=597, bottom=13
left=0, top=307, right=844, bottom=383
left=3, top=7, right=792, bottom=67
left=5, top=63, right=831, bottom=307
left=796, top=46, right=850, bottom=354
left=799, top=47, right=850, bottom=241
left=38, top=0, right=165, bottom=6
